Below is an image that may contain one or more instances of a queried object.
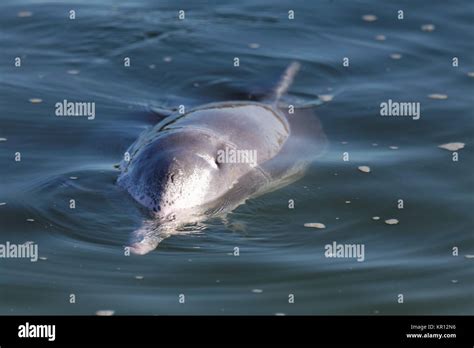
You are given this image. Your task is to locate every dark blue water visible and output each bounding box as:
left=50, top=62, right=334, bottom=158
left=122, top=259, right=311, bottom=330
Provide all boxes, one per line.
left=0, top=0, right=473, bottom=314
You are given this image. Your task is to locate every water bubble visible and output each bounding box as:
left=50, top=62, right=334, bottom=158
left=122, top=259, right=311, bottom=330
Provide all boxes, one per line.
left=362, top=14, right=377, bottom=22
left=304, top=222, right=326, bottom=229
left=384, top=219, right=399, bottom=225
left=428, top=93, right=448, bottom=100
left=390, top=53, right=402, bottom=60
left=421, top=24, right=435, bottom=32
left=358, top=166, right=371, bottom=173
left=438, top=142, right=465, bottom=151
left=18, top=11, right=33, bottom=18
left=319, top=94, right=334, bottom=102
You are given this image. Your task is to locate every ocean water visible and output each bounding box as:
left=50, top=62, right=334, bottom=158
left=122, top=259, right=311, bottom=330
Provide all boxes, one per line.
left=0, top=0, right=473, bottom=315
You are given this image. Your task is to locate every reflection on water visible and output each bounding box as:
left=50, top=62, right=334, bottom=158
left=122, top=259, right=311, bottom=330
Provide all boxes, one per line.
left=0, top=0, right=473, bottom=315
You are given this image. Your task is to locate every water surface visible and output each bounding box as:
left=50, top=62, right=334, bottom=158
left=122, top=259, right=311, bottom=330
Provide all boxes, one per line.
left=0, top=0, right=473, bottom=314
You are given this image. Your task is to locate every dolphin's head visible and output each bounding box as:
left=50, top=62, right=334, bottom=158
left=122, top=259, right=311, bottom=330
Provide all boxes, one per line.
left=118, top=129, right=230, bottom=223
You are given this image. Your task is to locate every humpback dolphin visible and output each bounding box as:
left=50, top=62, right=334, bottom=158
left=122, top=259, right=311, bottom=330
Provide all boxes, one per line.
left=118, top=62, right=327, bottom=254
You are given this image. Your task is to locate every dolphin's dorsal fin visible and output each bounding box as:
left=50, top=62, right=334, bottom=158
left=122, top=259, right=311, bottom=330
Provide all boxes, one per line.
left=269, top=62, right=301, bottom=104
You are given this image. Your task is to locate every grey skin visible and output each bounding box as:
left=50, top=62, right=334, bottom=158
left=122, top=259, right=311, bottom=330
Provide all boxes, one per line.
left=118, top=62, right=327, bottom=254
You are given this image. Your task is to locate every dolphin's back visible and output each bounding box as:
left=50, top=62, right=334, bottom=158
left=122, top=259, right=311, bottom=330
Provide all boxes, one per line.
left=157, top=102, right=290, bottom=165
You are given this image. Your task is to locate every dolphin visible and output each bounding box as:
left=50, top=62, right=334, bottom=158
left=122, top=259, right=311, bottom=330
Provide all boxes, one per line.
left=118, top=62, right=327, bottom=254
